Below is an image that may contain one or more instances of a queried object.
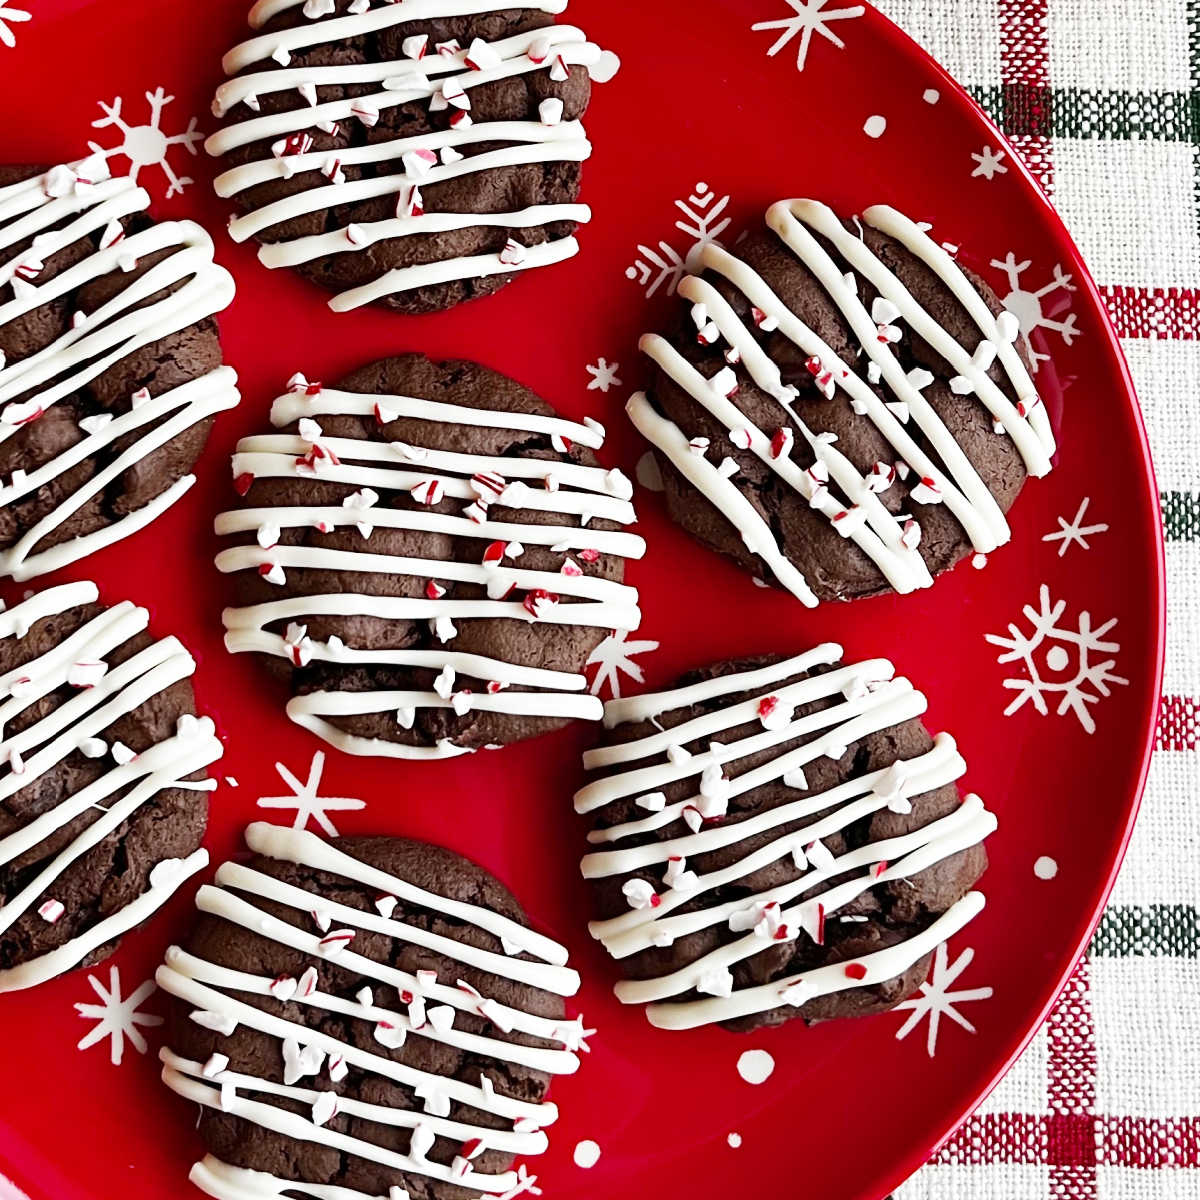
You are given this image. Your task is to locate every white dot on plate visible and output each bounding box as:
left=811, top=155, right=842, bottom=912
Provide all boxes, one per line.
left=727, top=1132, right=743, bottom=1148
left=863, top=115, right=887, bottom=138
left=1034, top=856, right=1058, bottom=880
left=972, top=553, right=988, bottom=570
left=1046, top=646, right=1070, bottom=672
left=923, top=88, right=941, bottom=104
left=736, top=1048, right=775, bottom=1085
left=573, top=1140, right=601, bottom=1169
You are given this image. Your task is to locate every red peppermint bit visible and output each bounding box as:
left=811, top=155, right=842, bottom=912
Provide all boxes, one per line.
left=425, top=580, right=446, bottom=600
left=486, top=680, right=507, bottom=694
left=758, top=695, right=779, bottom=721
left=769, top=428, right=792, bottom=459
left=578, top=548, right=600, bottom=563
left=9, top=404, right=44, bottom=425
left=649, top=893, right=662, bottom=909
left=872, top=860, right=888, bottom=879
left=319, top=930, right=355, bottom=951
left=805, top=356, right=823, bottom=377
left=472, top=471, right=506, bottom=497
left=815, top=904, right=826, bottom=945
left=560, top=557, right=583, bottom=577
left=523, top=588, right=559, bottom=618
left=843, top=962, right=868, bottom=981
left=482, top=540, right=506, bottom=565
left=461, top=1138, right=485, bottom=1159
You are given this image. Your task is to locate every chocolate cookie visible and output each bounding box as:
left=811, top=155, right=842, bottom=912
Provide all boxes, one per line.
left=628, top=199, right=1057, bottom=605
left=574, top=647, right=994, bottom=1032
left=216, top=353, right=646, bottom=758
left=0, top=581, right=221, bottom=992
left=207, top=1, right=619, bottom=314
left=0, top=158, right=239, bottom=582
left=157, top=822, right=588, bottom=1200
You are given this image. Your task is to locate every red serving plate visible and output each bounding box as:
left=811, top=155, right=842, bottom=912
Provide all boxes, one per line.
left=0, top=2, right=1165, bottom=1199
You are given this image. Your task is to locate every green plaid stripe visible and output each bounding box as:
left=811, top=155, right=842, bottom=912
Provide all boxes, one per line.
left=1164, top=491, right=1200, bottom=541
left=971, top=85, right=1198, bottom=142
left=1091, top=905, right=1200, bottom=957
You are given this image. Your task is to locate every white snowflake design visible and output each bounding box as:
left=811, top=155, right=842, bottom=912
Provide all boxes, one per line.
left=257, top=750, right=366, bottom=836
left=88, top=86, right=203, bottom=199
left=75, top=966, right=162, bottom=1066
left=0, top=4, right=30, bottom=49
left=971, top=146, right=1008, bottom=181
left=586, top=630, right=660, bottom=699
left=894, top=943, right=992, bottom=1057
left=751, top=0, right=866, bottom=73
left=626, top=181, right=732, bottom=299
left=985, top=585, right=1128, bottom=735
left=1043, top=497, right=1109, bottom=557
left=585, top=357, right=622, bottom=393
left=990, top=252, right=1079, bottom=370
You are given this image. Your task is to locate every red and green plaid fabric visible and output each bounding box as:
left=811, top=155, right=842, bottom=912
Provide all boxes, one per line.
left=875, top=2, right=1200, bottom=1197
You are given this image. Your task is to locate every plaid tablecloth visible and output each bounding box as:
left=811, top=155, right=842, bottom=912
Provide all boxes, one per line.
left=870, top=2, right=1200, bottom=1197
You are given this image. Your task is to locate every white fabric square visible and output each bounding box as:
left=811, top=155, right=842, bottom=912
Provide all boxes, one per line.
left=981, top=1026, right=1049, bottom=1114
left=1109, top=751, right=1200, bottom=908
left=1121, top=338, right=1200, bottom=494
left=871, top=0, right=1003, bottom=86
left=1049, top=0, right=1192, bottom=93
left=1091, top=957, right=1200, bottom=1116
left=1098, top=1165, right=1200, bottom=1199
left=1164, top=542, right=1200, bottom=698
left=1053, top=139, right=1200, bottom=287
left=896, top=1164, right=1050, bottom=1199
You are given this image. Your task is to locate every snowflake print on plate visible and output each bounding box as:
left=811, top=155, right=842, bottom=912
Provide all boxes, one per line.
left=87, top=86, right=203, bottom=199
left=75, top=966, right=162, bottom=1067
left=971, top=146, right=1008, bottom=181
left=990, top=252, right=1079, bottom=370
left=893, top=944, right=992, bottom=1058
left=1043, top=497, right=1109, bottom=557
left=256, top=751, right=365, bottom=837
left=986, top=584, right=1128, bottom=735
left=585, top=357, right=622, bottom=393
left=626, top=181, right=732, bottom=299
left=586, top=630, right=660, bottom=699
left=751, top=0, right=866, bottom=72
left=0, top=4, right=30, bottom=49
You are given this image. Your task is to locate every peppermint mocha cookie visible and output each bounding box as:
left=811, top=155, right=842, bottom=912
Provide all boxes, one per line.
left=207, top=1, right=619, bottom=314
left=158, top=822, right=588, bottom=1200
left=0, top=582, right=222, bottom=992
left=216, top=354, right=646, bottom=758
left=0, top=158, right=239, bottom=582
left=628, top=200, right=1056, bottom=605
left=574, top=647, right=995, bottom=1031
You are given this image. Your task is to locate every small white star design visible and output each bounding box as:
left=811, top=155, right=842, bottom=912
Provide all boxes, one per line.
left=1042, top=497, right=1109, bottom=557
left=75, top=966, right=162, bottom=1066
left=586, top=630, right=660, bottom=699
left=893, top=943, right=992, bottom=1057
left=585, top=357, right=622, bottom=393
left=257, top=750, right=365, bottom=836
left=0, top=4, right=30, bottom=49
left=971, top=146, right=1009, bottom=181
left=751, top=0, right=866, bottom=72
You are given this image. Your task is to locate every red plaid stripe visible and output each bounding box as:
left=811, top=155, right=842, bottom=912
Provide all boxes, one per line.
left=999, top=0, right=1053, bottom=194
left=1102, top=287, right=1200, bottom=340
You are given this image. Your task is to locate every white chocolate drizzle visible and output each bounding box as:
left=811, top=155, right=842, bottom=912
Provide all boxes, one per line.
left=627, top=199, right=1055, bottom=606
left=574, top=648, right=995, bottom=1030
left=0, top=582, right=222, bottom=992
left=207, top=1, right=619, bottom=311
left=157, top=822, right=586, bottom=1200
left=0, top=159, right=239, bottom=581
left=216, top=380, right=646, bottom=758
